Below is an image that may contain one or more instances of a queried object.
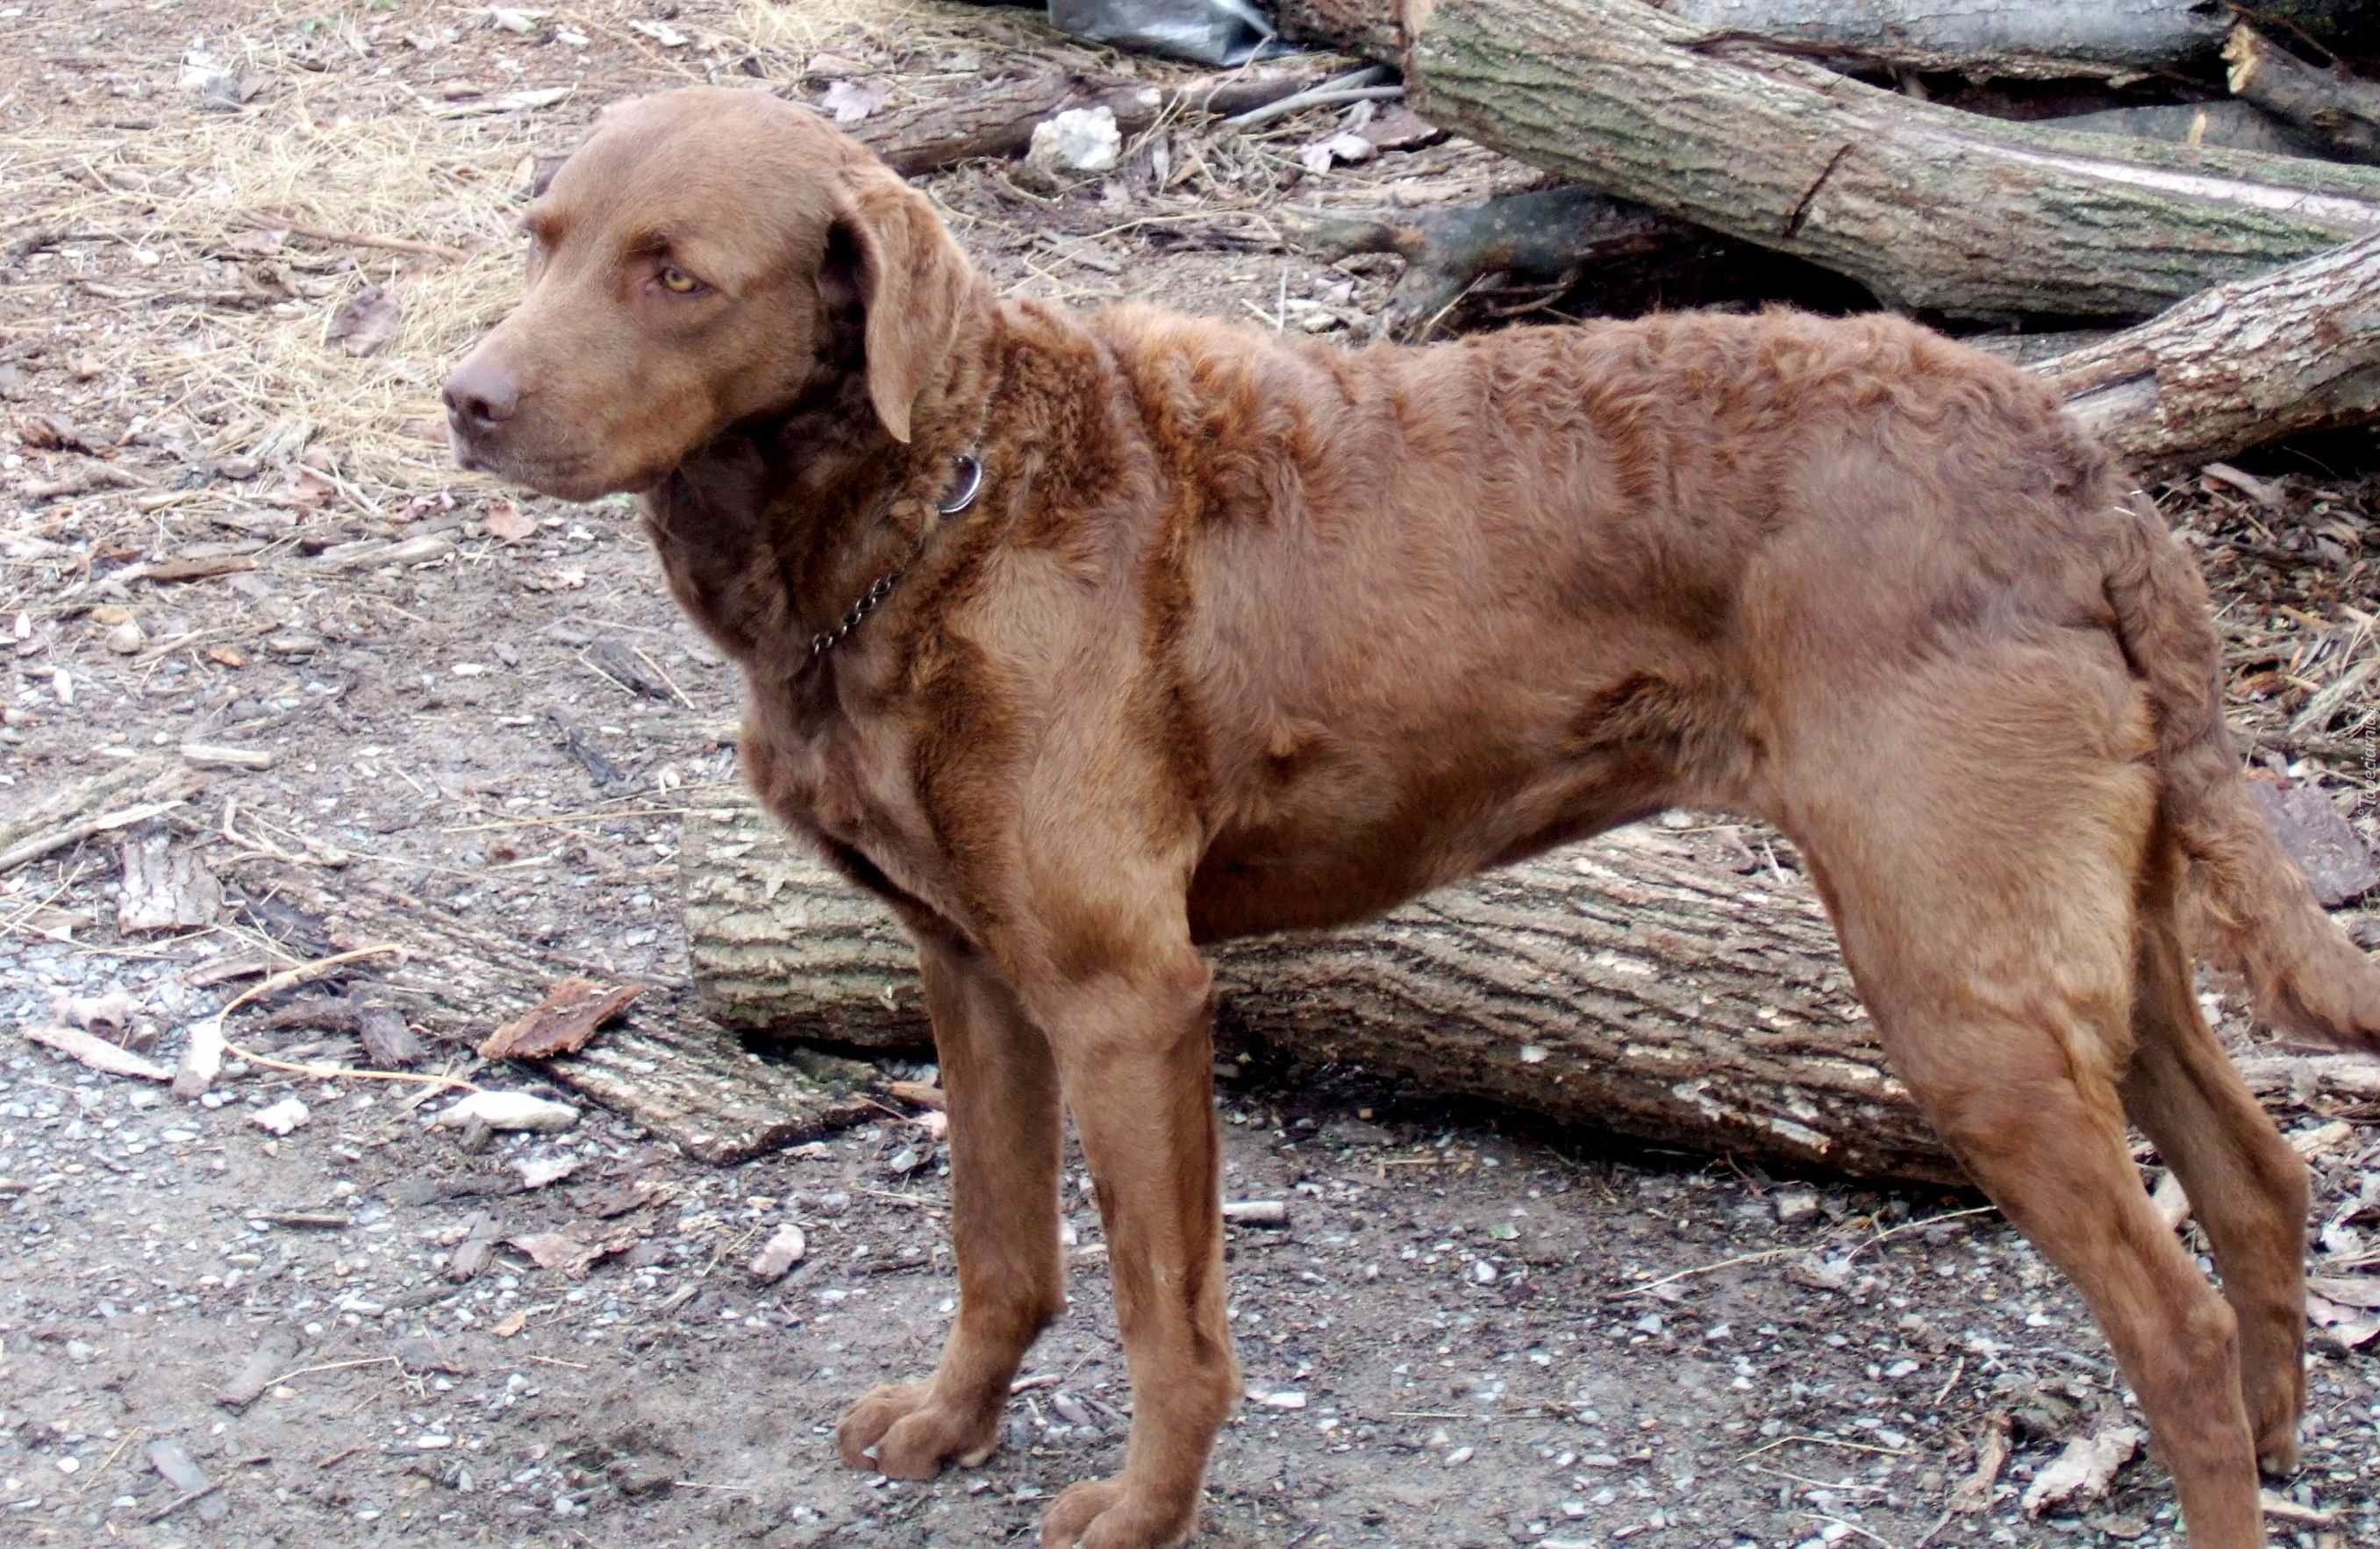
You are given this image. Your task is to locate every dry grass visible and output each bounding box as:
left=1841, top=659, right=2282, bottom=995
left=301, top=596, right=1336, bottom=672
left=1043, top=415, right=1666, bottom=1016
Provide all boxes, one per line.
left=4, top=0, right=1079, bottom=503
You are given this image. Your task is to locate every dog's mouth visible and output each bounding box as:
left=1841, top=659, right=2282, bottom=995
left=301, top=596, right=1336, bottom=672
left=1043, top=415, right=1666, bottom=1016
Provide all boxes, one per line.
left=448, top=435, right=625, bottom=503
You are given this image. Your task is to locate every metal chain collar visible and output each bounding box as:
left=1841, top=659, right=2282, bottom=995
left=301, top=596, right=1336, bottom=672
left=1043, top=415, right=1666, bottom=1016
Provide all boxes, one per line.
left=805, top=453, right=983, bottom=668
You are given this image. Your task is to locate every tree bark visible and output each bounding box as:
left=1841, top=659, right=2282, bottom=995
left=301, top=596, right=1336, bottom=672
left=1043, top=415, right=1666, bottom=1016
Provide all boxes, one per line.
left=2226, top=23, right=2380, bottom=166
left=683, top=794, right=2380, bottom=1184
left=1277, top=0, right=2380, bottom=80
left=1275, top=105, right=2328, bottom=343
left=1387, top=0, right=2380, bottom=320
left=2032, top=231, right=2380, bottom=481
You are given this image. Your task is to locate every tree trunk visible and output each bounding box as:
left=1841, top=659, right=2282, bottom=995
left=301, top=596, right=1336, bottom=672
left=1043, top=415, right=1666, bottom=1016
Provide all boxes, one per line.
left=2226, top=23, right=2380, bottom=166
left=1384, top=0, right=2380, bottom=320
left=683, top=794, right=2380, bottom=1184
left=1277, top=0, right=2380, bottom=80
left=2032, top=230, right=2380, bottom=481
left=684, top=796, right=1964, bottom=1181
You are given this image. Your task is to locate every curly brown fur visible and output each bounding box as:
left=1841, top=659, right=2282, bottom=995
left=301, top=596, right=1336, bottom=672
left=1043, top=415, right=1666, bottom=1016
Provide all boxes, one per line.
left=444, top=84, right=2379, bottom=1549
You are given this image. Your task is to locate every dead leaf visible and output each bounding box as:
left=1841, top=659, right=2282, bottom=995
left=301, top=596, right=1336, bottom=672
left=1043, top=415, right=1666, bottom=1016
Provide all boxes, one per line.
left=508, top=1221, right=640, bottom=1277
left=491, top=1309, right=528, bottom=1338
left=821, top=78, right=889, bottom=125
left=206, top=645, right=250, bottom=668
left=478, top=977, right=643, bottom=1060
left=2308, top=1274, right=2380, bottom=1310
left=573, top=1174, right=669, bottom=1219
left=325, top=285, right=403, bottom=357
left=18, top=412, right=90, bottom=453
left=484, top=500, right=536, bottom=543
left=2022, top=1423, right=2142, bottom=1517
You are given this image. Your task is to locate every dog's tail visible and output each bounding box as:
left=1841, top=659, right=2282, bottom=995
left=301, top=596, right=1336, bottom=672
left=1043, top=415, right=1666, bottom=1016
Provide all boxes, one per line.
left=2105, top=493, right=2380, bottom=1052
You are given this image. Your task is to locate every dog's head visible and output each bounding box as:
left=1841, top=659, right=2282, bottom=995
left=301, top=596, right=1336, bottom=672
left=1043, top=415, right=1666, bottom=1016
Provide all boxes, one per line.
left=442, top=85, right=976, bottom=502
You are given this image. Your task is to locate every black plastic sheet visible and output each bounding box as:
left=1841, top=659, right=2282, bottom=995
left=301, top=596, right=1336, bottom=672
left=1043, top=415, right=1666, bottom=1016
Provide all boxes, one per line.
left=1047, top=0, right=1297, bottom=67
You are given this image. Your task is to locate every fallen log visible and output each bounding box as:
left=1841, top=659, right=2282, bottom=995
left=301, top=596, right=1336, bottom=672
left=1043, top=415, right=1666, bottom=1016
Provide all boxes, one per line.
left=683, top=792, right=2380, bottom=1185
left=1277, top=0, right=2380, bottom=81
left=1282, top=104, right=2332, bottom=344
left=2053, top=100, right=2335, bottom=160
left=2226, top=23, right=2380, bottom=165
left=2032, top=230, right=2380, bottom=481
left=1324, top=0, right=2380, bottom=318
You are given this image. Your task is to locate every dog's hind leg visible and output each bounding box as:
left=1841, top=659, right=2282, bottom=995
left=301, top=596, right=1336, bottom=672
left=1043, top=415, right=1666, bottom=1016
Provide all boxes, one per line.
left=837, top=932, right=1067, bottom=1478
left=1775, top=653, right=2265, bottom=1548
left=2119, top=832, right=2310, bottom=1475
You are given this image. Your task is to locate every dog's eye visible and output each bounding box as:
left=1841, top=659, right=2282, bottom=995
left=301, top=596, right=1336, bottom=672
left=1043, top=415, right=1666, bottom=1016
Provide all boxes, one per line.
left=658, top=266, right=703, bottom=295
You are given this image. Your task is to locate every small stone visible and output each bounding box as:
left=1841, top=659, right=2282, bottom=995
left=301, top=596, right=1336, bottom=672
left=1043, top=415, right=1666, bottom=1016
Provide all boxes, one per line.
left=1445, top=1446, right=1474, bottom=1467
left=748, top=1224, right=807, bottom=1283
left=1774, top=1187, right=1821, bottom=1224
left=252, top=1097, right=310, bottom=1135
left=1256, top=1390, right=1306, bottom=1410
left=1025, top=105, right=1121, bottom=178
left=1471, top=1260, right=1497, bottom=1286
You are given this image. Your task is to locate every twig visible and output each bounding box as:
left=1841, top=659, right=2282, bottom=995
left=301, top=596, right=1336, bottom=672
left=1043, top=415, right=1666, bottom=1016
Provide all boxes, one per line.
left=213, top=945, right=481, bottom=1093
left=141, top=1481, right=223, bottom=1524
left=631, top=644, right=697, bottom=710
left=1844, top=1205, right=1998, bottom=1260
left=249, top=211, right=469, bottom=264
left=1604, top=1246, right=1801, bottom=1300
left=270, top=1354, right=400, bottom=1386
left=1223, top=67, right=1401, bottom=131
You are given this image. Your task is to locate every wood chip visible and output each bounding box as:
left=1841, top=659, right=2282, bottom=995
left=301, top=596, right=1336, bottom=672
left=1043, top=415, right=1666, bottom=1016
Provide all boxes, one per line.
left=117, top=821, right=224, bottom=933
left=479, top=977, right=644, bottom=1060
left=1947, top=1410, right=2010, bottom=1514
left=507, top=1220, right=640, bottom=1277
left=180, top=741, right=274, bottom=770
left=25, top=1022, right=171, bottom=1081
left=2022, top=1423, right=2142, bottom=1517
left=447, top=1211, right=499, bottom=1282
left=1222, top=1199, right=1290, bottom=1226
left=146, top=553, right=260, bottom=583
left=216, top=1327, right=300, bottom=1409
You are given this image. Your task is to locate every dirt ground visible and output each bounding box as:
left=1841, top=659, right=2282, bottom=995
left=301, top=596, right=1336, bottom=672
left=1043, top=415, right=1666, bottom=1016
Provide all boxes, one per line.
left=4, top=3, right=2377, bottom=1546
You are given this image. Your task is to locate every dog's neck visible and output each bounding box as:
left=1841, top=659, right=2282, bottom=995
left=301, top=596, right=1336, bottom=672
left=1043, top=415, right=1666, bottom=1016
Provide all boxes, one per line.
left=640, top=335, right=988, bottom=685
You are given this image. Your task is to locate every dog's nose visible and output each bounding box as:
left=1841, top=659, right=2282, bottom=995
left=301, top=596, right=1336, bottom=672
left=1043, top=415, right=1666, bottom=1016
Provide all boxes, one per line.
left=442, top=359, right=519, bottom=435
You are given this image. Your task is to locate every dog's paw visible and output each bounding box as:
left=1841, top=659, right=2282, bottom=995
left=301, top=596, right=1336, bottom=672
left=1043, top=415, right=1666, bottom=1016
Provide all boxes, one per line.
left=834, top=1381, right=1002, bottom=1479
left=1038, top=1476, right=1197, bottom=1548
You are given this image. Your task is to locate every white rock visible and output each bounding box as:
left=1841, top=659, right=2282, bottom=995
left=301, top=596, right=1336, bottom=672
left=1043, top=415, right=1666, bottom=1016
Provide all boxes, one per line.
left=1026, top=106, right=1120, bottom=176
left=748, top=1224, right=808, bottom=1283
left=252, top=1097, right=311, bottom=1136
left=432, top=1090, right=580, bottom=1134
left=1255, top=1390, right=1306, bottom=1410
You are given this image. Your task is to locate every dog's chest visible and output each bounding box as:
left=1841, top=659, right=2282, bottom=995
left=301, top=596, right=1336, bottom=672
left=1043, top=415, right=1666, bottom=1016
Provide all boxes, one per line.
left=740, top=691, right=960, bottom=923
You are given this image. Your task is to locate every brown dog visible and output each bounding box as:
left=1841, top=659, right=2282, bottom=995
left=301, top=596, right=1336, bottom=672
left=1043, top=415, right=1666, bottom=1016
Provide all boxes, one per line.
left=443, top=85, right=2380, bottom=1548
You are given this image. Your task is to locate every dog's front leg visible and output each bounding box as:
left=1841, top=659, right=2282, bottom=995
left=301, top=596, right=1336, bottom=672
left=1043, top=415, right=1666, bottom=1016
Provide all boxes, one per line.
left=837, top=932, right=1066, bottom=1477
left=1031, top=945, right=1240, bottom=1549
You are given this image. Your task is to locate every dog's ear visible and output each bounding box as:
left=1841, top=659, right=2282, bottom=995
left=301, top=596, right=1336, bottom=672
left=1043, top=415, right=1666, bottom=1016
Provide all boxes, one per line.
left=826, top=168, right=972, bottom=445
